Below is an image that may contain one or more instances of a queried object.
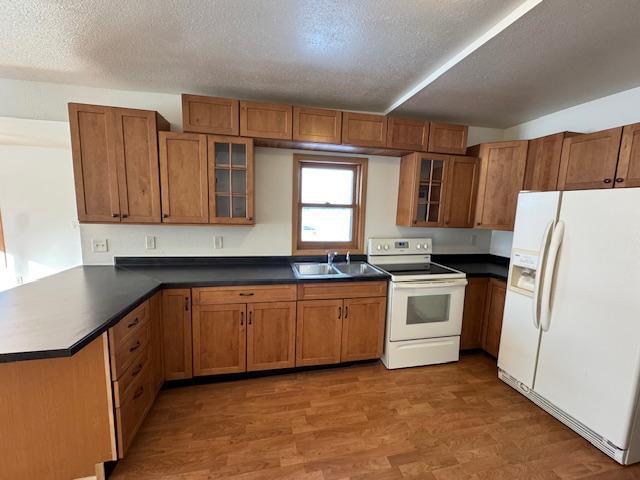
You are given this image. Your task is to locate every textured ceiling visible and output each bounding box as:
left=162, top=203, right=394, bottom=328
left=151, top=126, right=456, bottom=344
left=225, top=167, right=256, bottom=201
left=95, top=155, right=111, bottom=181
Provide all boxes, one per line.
left=0, top=0, right=522, bottom=112
left=394, top=0, right=640, bottom=127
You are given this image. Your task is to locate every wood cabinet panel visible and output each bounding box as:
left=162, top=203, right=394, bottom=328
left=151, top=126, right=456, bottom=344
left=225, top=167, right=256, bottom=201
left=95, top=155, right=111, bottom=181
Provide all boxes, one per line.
left=161, top=289, right=193, bottom=380
left=460, top=277, right=489, bottom=350
left=481, top=279, right=507, bottom=358
left=386, top=116, right=429, bottom=151
left=557, top=127, right=623, bottom=190
left=297, top=281, right=387, bottom=300
left=192, top=303, right=246, bottom=376
left=112, top=108, right=166, bottom=223
left=68, top=103, right=120, bottom=222
left=443, top=156, right=479, bottom=228
left=523, top=132, right=568, bottom=192
left=472, top=141, right=528, bottom=231
left=182, top=94, right=239, bottom=135
left=293, top=107, right=342, bottom=144
left=240, top=101, right=292, bottom=140
left=109, top=300, right=148, bottom=351
left=148, top=291, right=164, bottom=396
left=616, top=123, right=640, bottom=188
left=109, top=321, right=150, bottom=380
left=247, top=302, right=296, bottom=371
left=341, top=297, right=386, bottom=361
left=194, top=284, right=297, bottom=305
left=341, top=112, right=388, bottom=148
left=427, top=122, right=468, bottom=155
left=296, top=299, right=343, bottom=366
left=159, top=132, right=209, bottom=224
left=113, top=346, right=151, bottom=408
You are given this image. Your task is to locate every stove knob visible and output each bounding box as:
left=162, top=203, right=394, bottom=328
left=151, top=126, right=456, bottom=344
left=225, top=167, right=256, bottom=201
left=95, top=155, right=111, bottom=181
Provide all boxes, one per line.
left=416, top=244, right=421, bottom=249
left=383, top=244, right=390, bottom=251
left=376, top=244, right=382, bottom=251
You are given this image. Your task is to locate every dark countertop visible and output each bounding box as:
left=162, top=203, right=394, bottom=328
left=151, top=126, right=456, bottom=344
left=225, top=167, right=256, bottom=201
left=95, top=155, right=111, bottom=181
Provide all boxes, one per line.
left=434, top=254, right=509, bottom=281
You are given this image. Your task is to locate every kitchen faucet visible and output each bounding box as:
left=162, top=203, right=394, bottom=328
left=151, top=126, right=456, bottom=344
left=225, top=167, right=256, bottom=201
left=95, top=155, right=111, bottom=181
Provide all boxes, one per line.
left=327, top=251, right=337, bottom=265
left=346, top=251, right=351, bottom=264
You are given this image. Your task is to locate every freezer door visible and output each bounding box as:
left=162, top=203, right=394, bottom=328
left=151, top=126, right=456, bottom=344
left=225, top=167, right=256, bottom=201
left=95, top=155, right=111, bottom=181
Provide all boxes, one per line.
left=534, top=188, right=640, bottom=449
left=498, top=191, right=560, bottom=388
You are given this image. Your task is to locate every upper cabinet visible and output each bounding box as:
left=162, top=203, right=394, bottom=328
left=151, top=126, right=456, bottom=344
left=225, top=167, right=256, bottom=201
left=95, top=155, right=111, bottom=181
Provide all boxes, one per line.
left=427, top=122, right=468, bottom=155
left=292, top=107, right=342, bottom=144
left=442, top=156, right=480, bottom=228
left=342, top=112, right=388, bottom=148
left=557, top=127, right=623, bottom=190
left=615, top=123, right=640, bottom=188
left=470, top=140, right=528, bottom=231
left=69, top=103, right=169, bottom=223
left=523, top=132, right=571, bottom=192
left=386, top=117, right=429, bottom=151
left=240, top=101, right=292, bottom=140
left=182, top=94, right=239, bottom=136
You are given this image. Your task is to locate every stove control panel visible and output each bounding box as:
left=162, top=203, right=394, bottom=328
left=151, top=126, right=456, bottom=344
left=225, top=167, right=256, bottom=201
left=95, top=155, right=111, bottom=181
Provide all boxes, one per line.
left=368, top=238, right=433, bottom=255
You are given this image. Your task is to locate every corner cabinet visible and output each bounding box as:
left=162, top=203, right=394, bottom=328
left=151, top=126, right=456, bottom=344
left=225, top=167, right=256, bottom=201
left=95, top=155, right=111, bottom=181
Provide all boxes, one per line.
left=158, top=132, right=255, bottom=225
left=69, top=103, right=169, bottom=223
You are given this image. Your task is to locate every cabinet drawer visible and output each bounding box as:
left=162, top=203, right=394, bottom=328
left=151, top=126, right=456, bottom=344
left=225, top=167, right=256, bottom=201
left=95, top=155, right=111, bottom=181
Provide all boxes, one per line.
left=113, top=344, right=152, bottom=408
left=114, top=363, right=153, bottom=458
left=297, top=281, right=387, bottom=300
left=110, top=320, right=150, bottom=380
left=110, top=301, right=148, bottom=351
left=193, top=284, right=297, bottom=305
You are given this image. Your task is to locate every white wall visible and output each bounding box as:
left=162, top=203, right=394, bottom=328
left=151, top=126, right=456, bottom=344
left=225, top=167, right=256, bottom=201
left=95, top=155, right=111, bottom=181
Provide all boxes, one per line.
left=0, top=117, right=82, bottom=290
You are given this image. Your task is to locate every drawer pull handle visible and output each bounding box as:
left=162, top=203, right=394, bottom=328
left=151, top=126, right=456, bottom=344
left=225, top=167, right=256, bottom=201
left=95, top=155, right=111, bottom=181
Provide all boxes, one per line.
left=240, top=311, right=244, bottom=326
left=185, top=297, right=189, bottom=311
left=344, top=306, right=349, bottom=319
left=127, top=318, right=139, bottom=328
left=239, top=292, right=255, bottom=297
left=338, top=306, right=342, bottom=319
left=129, top=341, right=141, bottom=353
left=248, top=311, right=252, bottom=325
left=133, top=386, right=144, bottom=400
left=131, top=363, right=143, bottom=377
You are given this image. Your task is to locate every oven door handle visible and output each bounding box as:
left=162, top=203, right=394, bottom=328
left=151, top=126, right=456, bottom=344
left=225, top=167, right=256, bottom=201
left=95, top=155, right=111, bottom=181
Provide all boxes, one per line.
left=392, top=279, right=468, bottom=289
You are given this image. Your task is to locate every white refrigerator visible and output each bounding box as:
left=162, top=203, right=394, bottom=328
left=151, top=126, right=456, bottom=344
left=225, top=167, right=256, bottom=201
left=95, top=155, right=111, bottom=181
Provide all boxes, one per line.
left=498, top=188, right=640, bottom=465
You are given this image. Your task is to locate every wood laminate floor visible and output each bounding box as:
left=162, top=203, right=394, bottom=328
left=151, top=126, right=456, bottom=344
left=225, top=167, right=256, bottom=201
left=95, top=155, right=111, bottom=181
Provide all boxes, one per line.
left=112, top=353, right=640, bottom=479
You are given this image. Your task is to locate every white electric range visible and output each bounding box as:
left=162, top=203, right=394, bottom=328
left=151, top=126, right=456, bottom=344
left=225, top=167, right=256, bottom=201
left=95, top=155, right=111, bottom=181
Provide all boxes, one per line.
left=367, top=238, right=468, bottom=369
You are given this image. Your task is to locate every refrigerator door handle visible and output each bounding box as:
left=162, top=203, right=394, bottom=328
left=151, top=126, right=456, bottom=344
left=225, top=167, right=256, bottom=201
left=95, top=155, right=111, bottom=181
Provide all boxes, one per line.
left=540, top=221, right=565, bottom=332
left=533, top=221, right=554, bottom=329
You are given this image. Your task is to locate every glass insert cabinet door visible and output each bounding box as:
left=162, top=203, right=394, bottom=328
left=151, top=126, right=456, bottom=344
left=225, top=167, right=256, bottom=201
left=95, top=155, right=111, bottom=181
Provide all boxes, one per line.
left=208, top=136, right=254, bottom=224
left=414, top=154, right=447, bottom=226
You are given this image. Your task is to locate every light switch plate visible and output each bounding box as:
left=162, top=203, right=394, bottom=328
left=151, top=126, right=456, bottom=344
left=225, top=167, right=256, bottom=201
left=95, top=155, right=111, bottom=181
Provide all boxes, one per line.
left=145, top=235, right=156, bottom=250
left=213, top=235, right=223, bottom=249
left=91, top=239, right=108, bottom=253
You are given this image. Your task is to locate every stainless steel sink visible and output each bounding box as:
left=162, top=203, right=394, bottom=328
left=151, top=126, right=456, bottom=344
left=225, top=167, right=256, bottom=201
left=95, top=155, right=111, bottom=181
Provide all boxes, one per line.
left=333, top=262, right=383, bottom=276
left=292, top=262, right=342, bottom=277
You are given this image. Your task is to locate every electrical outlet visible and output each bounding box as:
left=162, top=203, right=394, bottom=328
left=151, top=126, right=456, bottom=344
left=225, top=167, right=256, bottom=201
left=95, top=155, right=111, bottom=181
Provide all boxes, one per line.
left=470, top=234, right=477, bottom=246
left=145, top=235, right=156, bottom=250
left=91, top=239, right=108, bottom=253
left=213, top=235, right=223, bottom=249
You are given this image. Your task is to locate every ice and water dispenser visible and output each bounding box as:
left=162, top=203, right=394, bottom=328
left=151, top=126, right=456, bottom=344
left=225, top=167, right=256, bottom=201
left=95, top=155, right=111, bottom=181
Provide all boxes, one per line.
left=508, top=250, right=539, bottom=296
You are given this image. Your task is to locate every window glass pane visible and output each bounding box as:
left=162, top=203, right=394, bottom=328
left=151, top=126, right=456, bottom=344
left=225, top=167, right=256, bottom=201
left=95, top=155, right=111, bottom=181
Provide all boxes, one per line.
left=301, top=167, right=354, bottom=204
left=215, top=169, right=230, bottom=193
left=215, top=143, right=229, bottom=166
left=231, top=170, right=246, bottom=194
left=301, top=207, right=353, bottom=242
left=232, top=196, right=247, bottom=218
left=215, top=195, right=230, bottom=217
left=231, top=144, right=246, bottom=167
left=407, top=295, right=450, bottom=324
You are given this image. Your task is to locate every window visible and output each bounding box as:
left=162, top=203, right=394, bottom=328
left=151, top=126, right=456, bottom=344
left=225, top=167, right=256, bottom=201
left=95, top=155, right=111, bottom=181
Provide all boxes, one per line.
left=292, top=154, right=367, bottom=254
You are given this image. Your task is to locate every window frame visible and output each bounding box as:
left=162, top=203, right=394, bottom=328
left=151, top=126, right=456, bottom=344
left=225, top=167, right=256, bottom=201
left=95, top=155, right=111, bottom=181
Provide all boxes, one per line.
left=292, top=154, right=367, bottom=255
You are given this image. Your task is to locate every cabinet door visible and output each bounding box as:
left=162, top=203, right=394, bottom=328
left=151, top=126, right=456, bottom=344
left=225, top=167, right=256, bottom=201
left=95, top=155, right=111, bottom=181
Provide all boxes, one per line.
left=341, top=297, right=386, bottom=362
left=247, top=302, right=296, bottom=371
left=386, top=116, right=429, bottom=151
left=292, top=107, right=342, bottom=144
left=473, top=141, right=528, bottom=230
left=428, top=122, right=468, bottom=155
left=161, top=289, right=192, bottom=380
left=443, top=156, right=479, bottom=228
left=182, top=94, right=239, bottom=135
left=414, top=154, right=448, bottom=226
left=112, top=108, right=163, bottom=223
left=148, top=291, right=164, bottom=396
left=296, top=299, right=343, bottom=366
left=616, top=123, right=640, bottom=188
left=240, top=101, right=292, bottom=140
left=208, top=136, right=254, bottom=224
left=523, top=132, right=567, bottom=192
left=481, top=279, right=507, bottom=358
left=159, top=132, right=209, bottom=223
left=557, top=127, right=623, bottom=190
left=460, top=277, right=488, bottom=350
left=341, top=112, right=388, bottom=148
left=193, top=303, right=246, bottom=376
left=68, top=103, right=120, bottom=222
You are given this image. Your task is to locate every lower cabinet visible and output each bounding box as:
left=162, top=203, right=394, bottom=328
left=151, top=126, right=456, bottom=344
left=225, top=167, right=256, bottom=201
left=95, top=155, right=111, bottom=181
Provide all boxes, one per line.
left=247, top=302, right=297, bottom=371
left=481, top=278, right=507, bottom=358
left=161, top=289, right=193, bottom=380
left=296, top=299, right=343, bottom=366
left=340, top=297, right=386, bottom=362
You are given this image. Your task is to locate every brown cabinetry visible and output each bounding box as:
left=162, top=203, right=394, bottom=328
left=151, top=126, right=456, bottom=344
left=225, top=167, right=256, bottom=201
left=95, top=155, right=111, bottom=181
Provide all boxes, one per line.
left=386, top=116, right=429, bottom=151
left=460, top=277, right=489, bottom=350
left=240, top=101, right=292, bottom=140
left=247, top=302, right=297, bottom=371
left=342, top=112, right=388, bottom=148
left=293, top=107, right=342, bottom=144
left=182, top=94, right=239, bottom=136
left=296, top=299, right=343, bottom=366
left=481, top=278, right=507, bottom=358
left=523, top=132, right=571, bottom=191
left=613, top=123, right=640, bottom=188
left=69, top=103, right=169, bottom=223
left=340, top=297, right=386, bottom=362
left=427, top=122, right=468, bottom=155
left=161, top=289, right=193, bottom=380
left=557, top=127, right=623, bottom=190
left=471, top=140, right=528, bottom=231
left=148, top=292, right=164, bottom=395
left=442, top=156, right=479, bottom=228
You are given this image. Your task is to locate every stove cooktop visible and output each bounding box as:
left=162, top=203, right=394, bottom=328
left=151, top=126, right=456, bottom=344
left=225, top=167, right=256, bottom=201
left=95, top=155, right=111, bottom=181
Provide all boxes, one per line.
left=376, top=262, right=460, bottom=276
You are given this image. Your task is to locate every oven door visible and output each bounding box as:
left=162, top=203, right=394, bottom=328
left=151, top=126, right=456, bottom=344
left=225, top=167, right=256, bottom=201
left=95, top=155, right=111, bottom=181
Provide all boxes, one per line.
left=389, top=279, right=467, bottom=341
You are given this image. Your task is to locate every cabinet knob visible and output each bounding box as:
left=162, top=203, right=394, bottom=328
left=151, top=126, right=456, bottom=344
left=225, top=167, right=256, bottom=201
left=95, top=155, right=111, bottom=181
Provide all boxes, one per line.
left=112, top=213, right=120, bottom=218
left=163, top=213, right=169, bottom=218
left=615, top=178, right=625, bottom=183
left=603, top=178, right=612, bottom=184
left=121, top=214, right=128, bottom=218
